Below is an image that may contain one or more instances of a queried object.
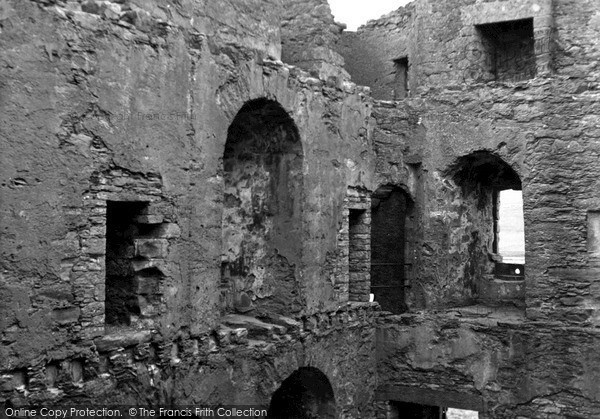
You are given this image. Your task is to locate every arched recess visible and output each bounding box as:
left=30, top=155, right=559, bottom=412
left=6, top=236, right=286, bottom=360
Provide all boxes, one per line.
left=446, top=151, right=525, bottom=304
left=371, top=186, right=415, bottom=314
left=221, top=98, right=304, bottom=316
left=267, top=367, right=337, bottom=419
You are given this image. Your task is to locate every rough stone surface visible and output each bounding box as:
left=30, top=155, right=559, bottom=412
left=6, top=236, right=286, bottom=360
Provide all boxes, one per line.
left=0, top=0, right=375, bottom=413
left=280, top=0, right=349, bottom=81
left=2, top=0, right=600, bottom=417
left=342, top=0, right=600, bottom=417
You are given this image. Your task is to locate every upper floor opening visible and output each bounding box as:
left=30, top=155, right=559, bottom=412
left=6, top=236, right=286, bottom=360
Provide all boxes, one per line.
left=476, top=18, right=536, bottom=82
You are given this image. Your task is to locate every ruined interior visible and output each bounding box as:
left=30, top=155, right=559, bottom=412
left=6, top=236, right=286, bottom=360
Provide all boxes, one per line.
left=1, top=0, right=600, bottom=418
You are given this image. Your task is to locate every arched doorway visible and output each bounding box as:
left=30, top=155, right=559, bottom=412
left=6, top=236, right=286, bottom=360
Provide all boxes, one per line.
left=371, top=186, right=413, bottom=314
left=221, top=99, right=304, bottom=316
left=268, top=367, right=337, bottom=419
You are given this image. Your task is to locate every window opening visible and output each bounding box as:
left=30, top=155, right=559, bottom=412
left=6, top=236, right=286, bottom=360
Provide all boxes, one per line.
left=494, top=189, right=525, bottom=279
left=393, top=57, right=409, bottom=99
left=105, top=201, right=166, bottom=329
left=476, top=18, right=536, bottom=82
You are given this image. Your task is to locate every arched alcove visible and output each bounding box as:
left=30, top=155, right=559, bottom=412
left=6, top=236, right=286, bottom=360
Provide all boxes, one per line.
left=267, top=367, right=337, bottom=419
left=371, top=186, right=415, bottom=314
left=446, top=151, right=525, bottom=304
left=221, top=99, right=304, bottom=316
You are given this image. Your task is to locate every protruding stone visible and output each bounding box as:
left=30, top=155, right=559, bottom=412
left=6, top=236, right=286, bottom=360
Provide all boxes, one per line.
left=221, top=314, right=286, bottom=339
left=135, top=239, right=168, bottom=258
left=136, top=214, right=164, bottom=225
left=94, top=330, right=152, bottom=352
left=156, top=223, right=181, bottom=238
left=52, top=307, right=81, bottom=324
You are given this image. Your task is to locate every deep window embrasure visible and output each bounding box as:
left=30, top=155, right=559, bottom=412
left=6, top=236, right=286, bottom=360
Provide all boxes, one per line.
left=476, top=18, right=536, bottom=82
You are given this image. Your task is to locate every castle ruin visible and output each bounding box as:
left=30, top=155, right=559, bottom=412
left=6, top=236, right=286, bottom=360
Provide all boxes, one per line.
left=1, top=0, right=600, bottom=417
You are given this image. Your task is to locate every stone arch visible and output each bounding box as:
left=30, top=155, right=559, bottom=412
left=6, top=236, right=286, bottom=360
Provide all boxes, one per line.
left=446, top=151, right=521, bottom=207
left=371, top=185, right=415, bottom=314
left=267, top=367, right=337, bottom=419
left=445, top=150, right=525, bottom=304
left=221, top=98, right=304, bottom=316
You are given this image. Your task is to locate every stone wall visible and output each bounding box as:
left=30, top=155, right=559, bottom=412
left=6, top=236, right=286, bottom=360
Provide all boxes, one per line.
left=365, top=0, right=600, bottom=321
left=280, top=0, right=349, bottom=81
left=338, top=0, right=554, bottom=95
left=377, top=309, right=600, bottom=418
left=372, top=93, right=530, bottom=309
left=3, top=300, right=379, bottom=417
left=0, top=0, right=377, bottom=409
left=338, top=3, right=416, bottom=100
left=2, top=0, right=600, bottom=416
left=361, top=0, right=600, bottom=416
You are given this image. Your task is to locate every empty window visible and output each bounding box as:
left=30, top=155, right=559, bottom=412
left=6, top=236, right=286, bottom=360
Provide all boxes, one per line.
left=447, top=151, right=525, bottom=304
left=393, top=57, right=409, bottom=99
left=105, top=201, right=166, bottom=329
left=588, top=211, right=600, bottom=255
left=495, top=189, right=525, bottom=263
left=494, top=189, right=525, bottom=278
left=106, top=201, right=147, bottom=326
left=477, top=18, right=535, bottom=82
left=349, top=208, right=370, bottom=302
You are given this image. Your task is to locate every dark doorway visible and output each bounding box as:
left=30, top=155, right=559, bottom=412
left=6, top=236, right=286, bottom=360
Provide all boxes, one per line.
left=389, top=401, right=442, bottom=419
left=268, top=367, right=336, bottom=419
left=371, top=188, right=411, bottom=314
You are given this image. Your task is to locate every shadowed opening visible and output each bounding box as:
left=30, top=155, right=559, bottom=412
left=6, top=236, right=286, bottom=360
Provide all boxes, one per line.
left=446, top=151, right=525, bottom=303
left=221, top=99, right=304, bottom=317
left=371, top=186, right=414, bottom=313
left=268, top=367, right=336, bottom=419
left=393, top=57, right=409, bottom=99
left=105, top=201, right=147, bottom=326
left=476, top=18, right=536, bottom=82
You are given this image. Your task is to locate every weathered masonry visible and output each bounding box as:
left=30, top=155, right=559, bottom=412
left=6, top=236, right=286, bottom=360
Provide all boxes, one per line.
left=2, top=0, right=600, bottom=418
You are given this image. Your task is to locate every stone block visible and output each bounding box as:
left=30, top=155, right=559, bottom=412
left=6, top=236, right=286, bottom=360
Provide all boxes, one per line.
left=155, top=223, right=181, bottom=238
left=51, top=307, right=81, bottom=324
left=221, top=314, right=286, bottom=338
left=83, top=238, right=106, bottom=255
left=138, top=295, right=157, bottom=317
left=82, top=301, right=104, bottom=317
left=135, top=214, right=164, bottom=225
left=231, top=328, right=248, bottom=344
left=135, top=239, right=168, bottom=258
left=95, top=330, right=152, bottom=352
left=81, top=0, right=100, bottom=14
left=132, top=259, right=165, bottom=273
left=135, top=275, right=160, bottom=295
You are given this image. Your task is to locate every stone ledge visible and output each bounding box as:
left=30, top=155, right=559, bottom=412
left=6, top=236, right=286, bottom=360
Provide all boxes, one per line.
left=94, top=330, right=152, bottom=352
left=221, top=314, right=287, bottom=339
